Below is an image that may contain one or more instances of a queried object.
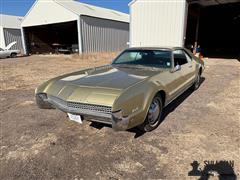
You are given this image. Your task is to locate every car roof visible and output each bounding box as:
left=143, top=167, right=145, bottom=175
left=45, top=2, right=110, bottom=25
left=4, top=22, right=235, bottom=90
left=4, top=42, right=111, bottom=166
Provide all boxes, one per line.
left=127, top=47, right=184, bottom=51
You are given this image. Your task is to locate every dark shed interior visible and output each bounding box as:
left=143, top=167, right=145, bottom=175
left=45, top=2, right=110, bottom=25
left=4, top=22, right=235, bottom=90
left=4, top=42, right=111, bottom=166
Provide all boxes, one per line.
left=185, top=2, right=240, bottom=58
left=23, top=21, right=78, bottom=54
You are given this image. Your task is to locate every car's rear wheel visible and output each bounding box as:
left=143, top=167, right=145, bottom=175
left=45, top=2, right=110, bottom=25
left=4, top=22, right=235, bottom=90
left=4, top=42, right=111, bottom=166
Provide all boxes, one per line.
left=10, top=53, right=17, bottom=58
left=139, top=96, right=163, bottom=132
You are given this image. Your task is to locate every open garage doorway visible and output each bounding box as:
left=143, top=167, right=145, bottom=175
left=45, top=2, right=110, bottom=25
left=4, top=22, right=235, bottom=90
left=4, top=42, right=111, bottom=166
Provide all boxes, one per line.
left=185, top=2, right=240, bottom=59
left=23, top=21, right=79, bottom=55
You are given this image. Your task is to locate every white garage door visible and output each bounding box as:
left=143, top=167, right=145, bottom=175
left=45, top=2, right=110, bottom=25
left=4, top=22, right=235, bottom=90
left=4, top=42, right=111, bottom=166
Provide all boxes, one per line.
left=3, top=28, right=23, bottom=50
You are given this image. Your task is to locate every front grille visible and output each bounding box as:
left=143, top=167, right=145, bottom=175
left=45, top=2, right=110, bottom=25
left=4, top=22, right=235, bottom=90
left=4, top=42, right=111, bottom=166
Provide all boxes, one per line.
left=48, top=95, right=112, bottom=114
left=67, top=102, right=112, bottom=114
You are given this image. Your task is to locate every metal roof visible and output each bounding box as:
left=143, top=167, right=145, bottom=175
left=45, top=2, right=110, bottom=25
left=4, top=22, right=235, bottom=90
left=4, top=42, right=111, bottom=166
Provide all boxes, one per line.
left=188, top=0, right=240, bottom=6
left=55, top=0, right=129, bottom=23
left=130, top=0, right=240, bottom=6
left=0, top=14, right=23, bottom=29
left=129, top=0, right=186, bottom=6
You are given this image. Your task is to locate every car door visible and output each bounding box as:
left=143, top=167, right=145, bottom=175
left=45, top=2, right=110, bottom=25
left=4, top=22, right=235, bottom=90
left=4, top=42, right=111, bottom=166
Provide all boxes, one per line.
left=182, top=50, right=196, bottom=86
left=162, top=50, right=186, bottom=102
left=173, top=49, right=195, bottom=92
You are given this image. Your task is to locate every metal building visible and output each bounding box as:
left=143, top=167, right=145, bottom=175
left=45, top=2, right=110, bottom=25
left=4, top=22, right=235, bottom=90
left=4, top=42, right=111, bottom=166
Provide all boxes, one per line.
left=21, top=0, right=129, bottom=54
left=129, top=0, right=240, bottom=57
left=0, top=14, right=23, bottom=50
left=130, top=0, right=187, bottom=47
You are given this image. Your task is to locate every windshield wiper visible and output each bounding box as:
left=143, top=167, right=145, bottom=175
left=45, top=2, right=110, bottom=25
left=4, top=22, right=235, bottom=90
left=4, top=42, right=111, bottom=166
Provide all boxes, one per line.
left=113, top=64, right=162, bottom=71
left=112, top=64, right=142, bottom=69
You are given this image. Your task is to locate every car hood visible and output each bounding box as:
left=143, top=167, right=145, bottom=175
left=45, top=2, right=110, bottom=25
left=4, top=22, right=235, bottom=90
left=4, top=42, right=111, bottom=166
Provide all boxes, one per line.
left=4, top=41, right=17, bottom=50
left=44, top=65, right=161, bottom=106
left=59, top=65, right=159, bottom=89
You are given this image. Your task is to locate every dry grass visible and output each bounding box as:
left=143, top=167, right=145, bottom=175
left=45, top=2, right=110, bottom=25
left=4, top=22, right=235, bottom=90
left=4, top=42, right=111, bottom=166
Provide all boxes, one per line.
left=72, top=51, right=118, bottom=62
left=0, top=52, right=118, bottom=91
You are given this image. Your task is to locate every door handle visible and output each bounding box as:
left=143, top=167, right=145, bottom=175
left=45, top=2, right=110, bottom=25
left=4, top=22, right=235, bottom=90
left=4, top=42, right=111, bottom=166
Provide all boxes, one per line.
left=189, top=65, right=193, bottom=68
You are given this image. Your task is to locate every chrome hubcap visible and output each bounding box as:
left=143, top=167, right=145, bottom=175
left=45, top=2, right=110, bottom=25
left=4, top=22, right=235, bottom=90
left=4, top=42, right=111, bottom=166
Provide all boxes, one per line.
left=148, top=99, right=160, bottom=125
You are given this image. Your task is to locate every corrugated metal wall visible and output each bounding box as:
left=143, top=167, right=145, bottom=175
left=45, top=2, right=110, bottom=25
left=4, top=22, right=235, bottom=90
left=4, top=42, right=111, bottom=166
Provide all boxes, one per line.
left=130, top=0, right=188, bottom=47
left=80, top=15, right=129, bottom=53
left=3, top=28, right=23, bottom=50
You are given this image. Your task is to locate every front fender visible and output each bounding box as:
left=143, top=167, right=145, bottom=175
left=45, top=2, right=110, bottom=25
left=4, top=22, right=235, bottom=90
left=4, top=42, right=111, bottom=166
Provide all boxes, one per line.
left=112, top=80, right=166, bottom=129
left=35, top=78, right=58, bottom=94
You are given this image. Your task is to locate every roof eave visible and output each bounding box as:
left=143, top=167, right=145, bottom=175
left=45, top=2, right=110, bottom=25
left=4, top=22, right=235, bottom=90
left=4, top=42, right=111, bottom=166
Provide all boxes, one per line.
left=128, top=0, right=137, bottom=6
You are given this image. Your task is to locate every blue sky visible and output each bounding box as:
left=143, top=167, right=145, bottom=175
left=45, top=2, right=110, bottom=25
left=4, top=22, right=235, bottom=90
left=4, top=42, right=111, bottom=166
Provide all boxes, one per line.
left=0, top=0, right=131, bottom=16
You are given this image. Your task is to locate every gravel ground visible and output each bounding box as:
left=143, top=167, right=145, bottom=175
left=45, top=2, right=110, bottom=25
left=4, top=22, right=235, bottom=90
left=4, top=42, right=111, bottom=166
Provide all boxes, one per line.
left=0, top=55, right=239, bottom=179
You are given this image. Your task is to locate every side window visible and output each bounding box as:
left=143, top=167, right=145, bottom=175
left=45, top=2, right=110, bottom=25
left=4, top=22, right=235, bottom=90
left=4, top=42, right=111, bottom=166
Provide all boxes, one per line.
left=173, top=50, right=188, bottom=66
left=135, top=52, right=143, bottom=61
left=183, top=50, right=192, bottom=62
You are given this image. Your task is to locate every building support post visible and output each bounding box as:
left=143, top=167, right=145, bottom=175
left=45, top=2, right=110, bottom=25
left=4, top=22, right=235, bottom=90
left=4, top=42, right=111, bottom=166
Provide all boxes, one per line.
left=183, top=2, right=189, bottom=47
left=21, top=27, right=27, bottom=55
left=0, top=26, right=6, bottom=48
left=77, top=17, right=83, bottom=55
left=194, top=15, right=200, bottom=53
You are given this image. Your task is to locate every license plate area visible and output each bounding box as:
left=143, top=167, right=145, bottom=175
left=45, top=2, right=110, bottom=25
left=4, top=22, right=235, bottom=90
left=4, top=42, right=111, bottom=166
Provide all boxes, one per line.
left=67, top=113, right=83, bottom=124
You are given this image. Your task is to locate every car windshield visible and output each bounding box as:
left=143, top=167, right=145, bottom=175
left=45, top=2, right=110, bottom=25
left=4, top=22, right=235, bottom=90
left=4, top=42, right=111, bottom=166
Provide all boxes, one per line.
left=112, top=49, right=172, bottom=68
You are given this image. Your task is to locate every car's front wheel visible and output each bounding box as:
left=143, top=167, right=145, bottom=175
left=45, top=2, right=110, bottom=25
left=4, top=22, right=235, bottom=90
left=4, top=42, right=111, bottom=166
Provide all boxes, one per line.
left=139, top=96, right=163, bottom=132
left=10, top=53, right=17, bottom=58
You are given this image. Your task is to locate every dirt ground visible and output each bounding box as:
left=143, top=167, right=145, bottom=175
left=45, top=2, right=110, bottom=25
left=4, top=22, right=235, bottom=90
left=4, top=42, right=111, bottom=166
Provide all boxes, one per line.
left=0, top=54, right=239, bottom=179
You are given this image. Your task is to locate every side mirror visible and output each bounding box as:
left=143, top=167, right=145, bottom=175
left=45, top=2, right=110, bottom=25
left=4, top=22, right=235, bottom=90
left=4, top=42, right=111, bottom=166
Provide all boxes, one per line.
left=171, top=65, right=181, bottom=73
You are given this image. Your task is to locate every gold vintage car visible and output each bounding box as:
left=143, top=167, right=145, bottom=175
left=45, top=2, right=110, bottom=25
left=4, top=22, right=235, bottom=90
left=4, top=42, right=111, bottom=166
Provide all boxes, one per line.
left=35, top=47, right=204, bottom=132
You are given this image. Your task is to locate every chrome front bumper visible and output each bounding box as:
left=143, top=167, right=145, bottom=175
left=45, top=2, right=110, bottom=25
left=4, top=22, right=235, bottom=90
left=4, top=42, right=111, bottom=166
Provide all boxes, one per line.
left=111, top=110, right=130, bottom=131
left=36, top=93, right=129, bottom=131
